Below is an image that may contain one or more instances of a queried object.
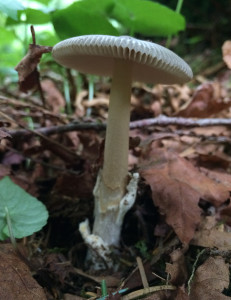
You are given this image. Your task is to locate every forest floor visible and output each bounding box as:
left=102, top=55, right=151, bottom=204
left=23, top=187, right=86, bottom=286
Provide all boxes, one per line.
left=1, top=40, right=231, bottom=300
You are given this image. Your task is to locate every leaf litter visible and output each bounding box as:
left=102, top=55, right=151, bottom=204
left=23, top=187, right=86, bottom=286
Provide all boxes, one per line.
left=1, top=31, right=231, bottom=299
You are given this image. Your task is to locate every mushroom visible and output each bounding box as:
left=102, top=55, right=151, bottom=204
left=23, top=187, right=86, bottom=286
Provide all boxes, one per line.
left=52, top=35, right=193, bottom=265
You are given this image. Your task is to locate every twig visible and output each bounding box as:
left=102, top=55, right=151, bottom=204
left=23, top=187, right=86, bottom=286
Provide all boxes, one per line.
left=0, top=111, right=79, bottom=158
left=6, top=115, right=231, bottom=139
left=30, top=25, right=46, bottom=107
left=136, top=257, right=149, bottom=289
left=130, top=115, right=231, bottom=128
left=121, top=285, right=176, bottom=300
left=8, top=122, right=105, bottom=138
left=30, top=25, right=36, bottom=45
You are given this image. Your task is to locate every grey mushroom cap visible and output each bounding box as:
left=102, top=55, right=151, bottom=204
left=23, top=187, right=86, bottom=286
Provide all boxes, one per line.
left=52, top=35, right=193, bottom=84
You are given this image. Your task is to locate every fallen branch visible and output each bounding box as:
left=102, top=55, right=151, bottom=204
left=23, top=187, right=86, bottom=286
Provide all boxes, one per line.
left=8, top=122, right=105, bottom=138
left=6, top=115, right=231, bottom=138
left=130, top=115, right=231, bottom=128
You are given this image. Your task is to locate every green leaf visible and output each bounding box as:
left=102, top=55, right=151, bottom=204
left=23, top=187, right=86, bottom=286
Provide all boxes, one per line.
left=51, top=0, right=119, bottom=40
left=0, top=0, right=24, bottom=20
left=81, top=0, right=116, bottom=13
left=110, top=0, right=185, bottom=37
left=0, top=26, right=16, bottom=44
left=24, top=8, right=51, bottom=24
left=0, top=176, right=48, bottom=240
left=0, top=27, right=23, bottom=68
left=36, top=30, right=59, bottom=46
left=33, top=0, right=52, bottom=4
left=6, top=8, right=51, bottom=25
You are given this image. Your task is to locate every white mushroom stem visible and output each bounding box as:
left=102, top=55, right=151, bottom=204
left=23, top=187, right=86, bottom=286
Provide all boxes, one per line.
left=79, top=173, right=139, bottom=270
left=97, top=58, right=133, bottom=212
left=93, top=171, right=139, bottom=247
left=92, top=59, right=138, bottom=247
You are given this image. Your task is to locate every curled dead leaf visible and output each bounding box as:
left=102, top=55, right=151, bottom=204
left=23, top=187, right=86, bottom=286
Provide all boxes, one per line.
left=41, top=79, right=65, bottom=113
left=189, top=256, right=230, bottom=300
left=192, top=216, right=231, bottom=250
left=166, top=248, right=188, bottom=286
left=15, top=44, right=52, bottom=93
left=140, top=150, right=230, bottom=243
left=0, top=244, right=46, bottom=300
left=176, top=82, right=231, bottom=118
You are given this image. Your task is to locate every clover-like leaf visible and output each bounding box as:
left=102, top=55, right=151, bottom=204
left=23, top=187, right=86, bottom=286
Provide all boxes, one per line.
left=0, top=176, right=48, bottom=240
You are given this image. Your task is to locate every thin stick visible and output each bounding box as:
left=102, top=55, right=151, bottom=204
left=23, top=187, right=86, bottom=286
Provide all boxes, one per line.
left=136, top=256, right=149, bottom=289
left=30, top=25, right=46, bottom=107
left=152, top=271, right=166, bottom=282
left=121, top=285, right=176, bottom=300
left=166, top=0, right=184, bottom=48
left=30, top=25, right=36, bottom=45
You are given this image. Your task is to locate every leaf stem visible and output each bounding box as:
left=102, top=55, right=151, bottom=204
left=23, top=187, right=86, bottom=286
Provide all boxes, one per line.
left=101, top=279, right=108, bottom=297
left=4, top=206, right=17, bottom=249
left=187, top=248, right=206, bottom=295
left=166, top=0, right=185, bottom=48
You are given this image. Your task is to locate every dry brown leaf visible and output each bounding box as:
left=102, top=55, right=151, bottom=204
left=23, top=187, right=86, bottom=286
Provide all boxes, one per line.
left=192, top=216, right=231, bottom=250
left=141, top=159, right=201, bottom=243
left=144, top=288, right=188, bottom=300
left=75, top=90, right=88, bottom=117
left=41, top=79, right=65, bottom=113
left=196, top=153, right=231, bottom=170
left=193, top=125, right=229, bottom=137
left=144, top=149, right=230, bottom=207
left=168, top=85, right=192, bottom=113
left=15, top=44, right=52, bottom=93
left=220, top=203, right=231, bottom=226
left=222, top=40, right=231, bottom=69
left=150, top=84, right=191, bottom=115
left=83, top=97, right=109, bottom=107
left=176, top=82, right=231, bottom=118
left=200, top=167, right=231, bottom=190
left=0, top=244, right=46, bottom=300
left=165, top=248, right=188, bottom=285
left=175, top=287, right=190, bottom=300
left=140, top=150, right=230, bottom=243
left=145, top=290, right=174, bottom=300
left=189, top=256, right=230, bottom=300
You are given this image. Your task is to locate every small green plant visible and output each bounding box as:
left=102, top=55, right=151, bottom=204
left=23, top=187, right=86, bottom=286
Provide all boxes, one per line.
left=135, top=240, right=151, bottom=260
left=0, top=176, right=48, bottom=246
left=101, top=279, right=108, bottom=298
